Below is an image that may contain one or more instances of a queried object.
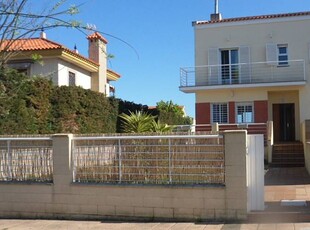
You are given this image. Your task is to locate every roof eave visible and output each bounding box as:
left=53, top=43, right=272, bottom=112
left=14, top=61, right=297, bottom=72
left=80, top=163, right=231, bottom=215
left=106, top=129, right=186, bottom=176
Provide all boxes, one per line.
left=194, top=12, right=310, bottom=28
left=107, top=69, right=121, bottom=81
left=61, top=50, right=99, bottom=72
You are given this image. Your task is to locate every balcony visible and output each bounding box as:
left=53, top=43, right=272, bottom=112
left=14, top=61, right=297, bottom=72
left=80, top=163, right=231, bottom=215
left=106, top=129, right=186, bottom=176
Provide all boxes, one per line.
left=180, top=60, right=306, bottom=92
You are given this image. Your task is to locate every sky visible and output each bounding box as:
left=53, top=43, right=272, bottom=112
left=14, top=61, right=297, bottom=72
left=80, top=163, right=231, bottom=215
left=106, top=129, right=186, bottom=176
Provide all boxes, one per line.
left=38, top=0, right=310, bottom=118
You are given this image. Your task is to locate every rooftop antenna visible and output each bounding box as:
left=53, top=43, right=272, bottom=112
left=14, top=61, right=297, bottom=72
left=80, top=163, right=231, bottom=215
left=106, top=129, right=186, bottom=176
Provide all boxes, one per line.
left=215, top=0, right=219, bottom=14
left=74, top=44, right=79, bottom=54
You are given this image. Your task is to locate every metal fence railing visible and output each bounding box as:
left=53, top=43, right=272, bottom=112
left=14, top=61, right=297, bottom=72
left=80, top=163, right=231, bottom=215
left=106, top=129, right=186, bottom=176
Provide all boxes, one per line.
left=0, top=137, right=53, bottom=182
left=72, top=135, right=224, bottom=185
left=180, top=60, right=305, bottom=88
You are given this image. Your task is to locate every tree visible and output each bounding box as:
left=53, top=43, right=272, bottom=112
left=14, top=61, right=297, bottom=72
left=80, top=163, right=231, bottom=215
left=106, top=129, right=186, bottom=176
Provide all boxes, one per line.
left=151, top=120, right=173, bottom=133
left=156, top=100, right=193, bottom=126
left=0, top=69, right=119, bottom=134
left=0, top=0, right=139, bottom=67
left=119, top=111, right=174, bottom=133
left=0, top=68, right=53, bottom=134
left=156, top=100, right=185, bottom=116
left=0, top=0, right=84, bottom=66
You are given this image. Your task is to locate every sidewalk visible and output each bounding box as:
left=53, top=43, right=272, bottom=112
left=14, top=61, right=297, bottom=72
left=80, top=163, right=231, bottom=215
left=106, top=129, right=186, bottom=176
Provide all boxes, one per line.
left=1, top=219, right=310, bottom=230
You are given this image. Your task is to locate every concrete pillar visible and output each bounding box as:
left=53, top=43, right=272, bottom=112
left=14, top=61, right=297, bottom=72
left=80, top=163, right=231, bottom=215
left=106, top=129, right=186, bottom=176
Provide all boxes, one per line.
left=302, top=120, right=310, bottom=174
left=52, top=134, right=73, bottom=189
left=267, top=121, right=273, bottom=163
left=224, top=130, right=247, bottom=220
left=211, top=122, right=219, bottom=134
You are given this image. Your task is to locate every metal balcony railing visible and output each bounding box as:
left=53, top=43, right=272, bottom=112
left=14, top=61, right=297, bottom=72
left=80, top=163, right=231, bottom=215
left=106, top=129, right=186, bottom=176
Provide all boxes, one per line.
left=180, top=60, right=306, bottom=88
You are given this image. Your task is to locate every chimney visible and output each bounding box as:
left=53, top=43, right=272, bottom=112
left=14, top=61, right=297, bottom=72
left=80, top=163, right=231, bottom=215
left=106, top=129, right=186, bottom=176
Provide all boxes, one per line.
left=40, top=28, right=46, bottom=39
left=87, top=32, right=108, bottom=94
left=210, top=0, right=222, bottom=21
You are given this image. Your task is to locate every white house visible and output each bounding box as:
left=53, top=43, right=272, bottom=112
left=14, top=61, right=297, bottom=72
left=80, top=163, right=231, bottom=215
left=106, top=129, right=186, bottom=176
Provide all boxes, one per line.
left=180, top=10, right=310, bottom=166
left=2, top=31, right=120, bottom=96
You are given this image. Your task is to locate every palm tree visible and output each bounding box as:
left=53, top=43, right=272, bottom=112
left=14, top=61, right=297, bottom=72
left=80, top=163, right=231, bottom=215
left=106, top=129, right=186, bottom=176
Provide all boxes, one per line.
left=151, top=120, right=173, bottom=133
left=119, top=111, right=155, bottom=133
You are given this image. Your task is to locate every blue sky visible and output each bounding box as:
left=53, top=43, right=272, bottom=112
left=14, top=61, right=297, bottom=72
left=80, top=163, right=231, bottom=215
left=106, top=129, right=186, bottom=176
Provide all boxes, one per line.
left=43, top=0, right=310, bottom=118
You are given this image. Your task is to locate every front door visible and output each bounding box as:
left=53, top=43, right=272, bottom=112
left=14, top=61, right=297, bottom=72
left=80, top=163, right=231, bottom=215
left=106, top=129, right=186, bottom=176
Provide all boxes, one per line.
left=273, top=103, right=295, bottom=142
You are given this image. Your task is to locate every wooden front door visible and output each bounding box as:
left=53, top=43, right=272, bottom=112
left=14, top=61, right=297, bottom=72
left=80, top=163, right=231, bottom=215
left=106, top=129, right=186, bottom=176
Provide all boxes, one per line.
left=273, top=103, right=295, bottom=142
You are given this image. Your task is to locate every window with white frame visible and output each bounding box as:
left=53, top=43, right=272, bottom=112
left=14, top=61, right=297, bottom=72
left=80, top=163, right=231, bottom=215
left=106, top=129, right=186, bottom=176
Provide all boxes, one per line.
left=68, top=71, right=76, bottom=86
left=220, top=49, right=239, bottom=84
left=236, top=102, right=254, bottom=123
left=277, top=44, right=288, bottom=66
left=211, top=103, right=228, bottom=123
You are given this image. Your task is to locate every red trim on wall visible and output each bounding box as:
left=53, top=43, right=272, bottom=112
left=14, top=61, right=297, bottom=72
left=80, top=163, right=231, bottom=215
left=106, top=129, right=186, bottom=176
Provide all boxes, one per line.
left=196, top=103, right=210, bottom=124
left=254, top=100, right=268, bottom=123
left=229, top=102, right=235, bottom=123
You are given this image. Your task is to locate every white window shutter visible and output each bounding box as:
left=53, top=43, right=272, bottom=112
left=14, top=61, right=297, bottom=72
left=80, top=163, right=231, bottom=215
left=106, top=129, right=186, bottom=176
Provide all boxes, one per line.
left=239, top=46, right=251, bottom=83
left=266, top=43, right=277, bottom=65
left=208, top=48, right=219, bottom=65
left=239, top=46, right=250, bottom=64
left=208, top=48, right=219, bottom=84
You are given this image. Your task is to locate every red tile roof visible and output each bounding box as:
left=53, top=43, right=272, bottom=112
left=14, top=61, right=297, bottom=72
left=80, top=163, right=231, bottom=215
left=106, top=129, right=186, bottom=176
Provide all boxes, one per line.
left=0, top=38, right=99, bottom=66
left=195, top=11, right=310, bottom=25
left=1, top=35, right=120, bottom=77
left=87, top=32, right=108, bottom=44
left=0, top=38, right=63, bottom=51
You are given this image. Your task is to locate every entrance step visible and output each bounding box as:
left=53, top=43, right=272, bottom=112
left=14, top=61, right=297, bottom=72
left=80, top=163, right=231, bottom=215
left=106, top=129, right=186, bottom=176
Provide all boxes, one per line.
left=281, top=200, right=307, bottom=207
left=271, top=142, right=305, bottom=167
left=248, top=201, right=310, bottom=223
left=270, top=162, right=305, bottom=167
left=247, top=211, right=310, bottom=223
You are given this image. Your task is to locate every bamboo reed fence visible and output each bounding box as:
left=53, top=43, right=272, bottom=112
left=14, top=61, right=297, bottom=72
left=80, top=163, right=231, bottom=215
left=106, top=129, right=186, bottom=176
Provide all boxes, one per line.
left=72, top=134, right=224, bottom=185
left=0, top=137, right=53, bottom=182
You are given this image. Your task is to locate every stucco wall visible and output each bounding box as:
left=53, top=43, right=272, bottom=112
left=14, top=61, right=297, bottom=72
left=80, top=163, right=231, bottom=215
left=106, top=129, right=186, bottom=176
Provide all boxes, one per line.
left=195, top=17, right=310, bottom=67
left=30, top=58, right=59, bottom=85
left=302, top=120, right=310, bottom=174
left=57, top=59, right=92, bottom=89
left=194, top=16, right=310, bottom=138
left=30, top=57, right=92, bottom=89
left=0, top=132, right=248, bottom=221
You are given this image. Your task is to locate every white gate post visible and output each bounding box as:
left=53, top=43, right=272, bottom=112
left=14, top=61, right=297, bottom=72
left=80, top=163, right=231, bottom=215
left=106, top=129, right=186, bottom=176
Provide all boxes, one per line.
left=247, top=134, right=265, bottom=211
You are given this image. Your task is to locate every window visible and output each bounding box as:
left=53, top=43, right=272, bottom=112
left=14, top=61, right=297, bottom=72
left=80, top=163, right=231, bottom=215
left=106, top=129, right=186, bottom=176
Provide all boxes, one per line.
left=278, top=45, right=288, bottom=65
left=7, top=62, right=31, bottom=75
left=211, top=103, right=228, bottom=123
left=68, top=72, right=76, bottom=86
left=236, top=103, right=253, bottom=123
left=221, top=49, right=239, bottom=84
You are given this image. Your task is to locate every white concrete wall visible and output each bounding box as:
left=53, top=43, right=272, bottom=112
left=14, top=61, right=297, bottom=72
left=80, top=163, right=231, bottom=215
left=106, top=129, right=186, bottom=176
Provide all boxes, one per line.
left=30, top=59, right=59, bottom=85
left=58, top=59, right=92, bottom=89
left=195, top=17, right=310, bottom=67
left=30, top=58, right=92, bottom=89
left=0, top=132, right=248, bottom=221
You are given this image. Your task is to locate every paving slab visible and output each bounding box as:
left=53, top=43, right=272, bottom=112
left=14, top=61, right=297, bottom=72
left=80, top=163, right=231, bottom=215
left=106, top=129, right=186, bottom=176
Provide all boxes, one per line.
left=293, top=223, right=310, bottom=230
left=2, top=220, right=310, bottom=230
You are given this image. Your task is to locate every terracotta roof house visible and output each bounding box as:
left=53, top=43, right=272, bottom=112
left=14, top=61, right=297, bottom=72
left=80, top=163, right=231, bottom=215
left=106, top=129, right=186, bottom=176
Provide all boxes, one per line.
left=1, top=31, right=120, bottom=96
left=180, top=10, right=310, bottom=166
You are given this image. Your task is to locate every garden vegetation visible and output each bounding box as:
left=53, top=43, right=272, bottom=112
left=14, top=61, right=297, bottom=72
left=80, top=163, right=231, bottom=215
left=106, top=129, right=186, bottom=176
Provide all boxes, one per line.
left=0, top=69, right=192, bottom=134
